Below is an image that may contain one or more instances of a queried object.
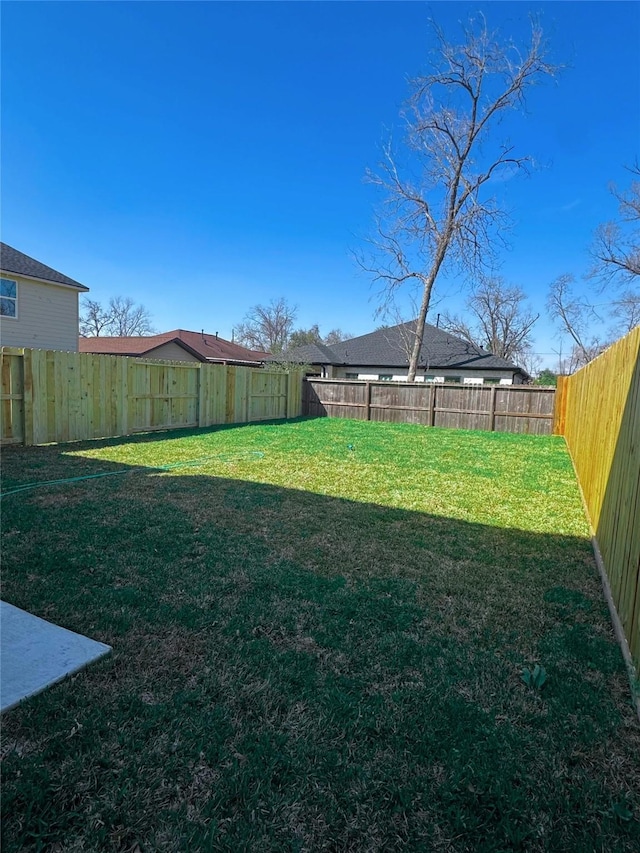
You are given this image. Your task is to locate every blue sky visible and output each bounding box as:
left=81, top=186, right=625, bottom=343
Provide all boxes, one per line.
left=2, top=1, right=638, bottom=368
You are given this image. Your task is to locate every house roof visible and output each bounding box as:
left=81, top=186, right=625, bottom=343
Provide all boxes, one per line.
left=78, top=329, right=270, bottom=364
left=280, top=321, right=527, bottom=375
left=0, top=243, right=89, bottom=291
left=276, top=342, right=339, bottom=365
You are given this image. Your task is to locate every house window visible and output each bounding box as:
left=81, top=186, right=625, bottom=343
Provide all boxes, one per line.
left=463, top=377, right=484, bottom=385
left=345, top=373, right=358, bottom=379
left=0, top=278, right=17, bottom=318
left=378, top=374, right=393, bottom=381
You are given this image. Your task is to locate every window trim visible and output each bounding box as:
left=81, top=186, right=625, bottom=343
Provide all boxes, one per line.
left=0, top=278, right=18, bottom=320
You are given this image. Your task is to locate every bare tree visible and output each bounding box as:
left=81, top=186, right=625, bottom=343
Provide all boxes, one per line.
left=517, top=350, right=543, bottom=379
left=80, top=296, right=155, bottom=337
left=590, top=165, right=640, bottom=286
left=107, top=297, right=155, bottom=336
left=79, top=299, right=113, bottom=337
left=556, top=344, right=604, bottom=376
left=440, top=277, right=538, bottom=365
left=547, top=274, right=605, bottom=371
left=359, top=16, right=556, bottom=380
left=234, top=298, right=297, bottom=353
left=324, top=328, right=351, bottom=346
left=610, top=290, right=640, bottom=336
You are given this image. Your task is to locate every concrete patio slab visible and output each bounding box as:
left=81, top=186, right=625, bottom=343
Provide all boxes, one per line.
left=1, top=601, right=111, bottom=713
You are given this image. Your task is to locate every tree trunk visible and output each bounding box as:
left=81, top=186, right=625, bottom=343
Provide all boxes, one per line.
left=407, top=281, right=434, bottom=381
left=407, top=243, right=449, bottom=381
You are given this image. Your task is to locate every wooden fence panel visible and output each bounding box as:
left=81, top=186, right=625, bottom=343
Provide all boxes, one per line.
left=552, top=376, right=568, bottom=435
left=199, top=363, right=226, bottom=427
left=303, top=379, right=555, bottom=435
left=0, top=348, right=303, bottom=446
left=28, top=348, right=46, bottom=444
left=249, top=370, right=287, bottom=421
left=434, top=385, right=492, bottom=431
left=286, top=369, right=303, bottom=418
left=494, top=386, right=556, bottom=436
left=0, top=348, right=24, bottom=445
left=370, top=383, right=430, bottom=424
left=561, top=326, right=640, bottom=674
left=319, top=380, right=367, bottom=419
left=233, top=367, right=249, bottom=423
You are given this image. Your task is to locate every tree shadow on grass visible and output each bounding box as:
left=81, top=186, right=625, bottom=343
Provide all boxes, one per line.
left=1, top=445, right=639, bottom=852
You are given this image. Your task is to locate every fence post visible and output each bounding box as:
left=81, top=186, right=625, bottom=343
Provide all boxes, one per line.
left=489, top=385, right=497, bottom=432
left=553, top=376, right=568, bottom=435
left=30, top=348, right=46, bottom=445
left=225, top=367, right=235, bottom=423
left=198, top=364, right=206, bottom=428
left=365, top=382, right=372, bottom=421
left=119, top=357, right=129, bottom=436
left=22, top=348, right=34, bottom=446
left=285, top=371, right=290, bottom=419
left=429, top=384, right=437, bottom=427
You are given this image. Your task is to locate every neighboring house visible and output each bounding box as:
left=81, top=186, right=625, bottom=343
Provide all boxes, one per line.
left=79, top=329, right=270, bottom=366
left=0, top=243, right=89, bottom=351
left=278, top=320, right=529, bottom=385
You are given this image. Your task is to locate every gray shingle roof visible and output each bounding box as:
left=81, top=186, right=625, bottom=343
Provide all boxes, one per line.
left=0, top=243, right=89, bottom=290
left=281, top=321, right=525, bottom=373
left=270, top=342, right=339, bottom=364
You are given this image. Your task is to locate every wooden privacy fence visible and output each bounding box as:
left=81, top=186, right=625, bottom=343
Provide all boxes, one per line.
left=303, top=378, right=556, bottom=435
left=557, top=326, right=640, bottom=675
left=0, top=348, right=303, bottom=446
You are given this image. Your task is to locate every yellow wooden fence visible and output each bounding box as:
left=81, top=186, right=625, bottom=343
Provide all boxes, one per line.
left=0, top=348, right=303, bottom=446
left=559, top=326, right=640, bottom=674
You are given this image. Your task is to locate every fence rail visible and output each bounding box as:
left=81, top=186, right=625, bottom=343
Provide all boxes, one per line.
left=303, top=378, right=556, bottom=435
left=0, top=348, right=303, bottom=446
left=559, top=326, right=640, bottom=675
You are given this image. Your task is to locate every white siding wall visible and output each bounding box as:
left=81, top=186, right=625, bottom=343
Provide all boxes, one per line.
left=0, top=276, right=81, bottom=351
left=334, top=366, right=521, bottom=383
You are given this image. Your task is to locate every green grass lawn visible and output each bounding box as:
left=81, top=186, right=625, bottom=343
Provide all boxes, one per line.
left=1, top=417, right=639, bottom=852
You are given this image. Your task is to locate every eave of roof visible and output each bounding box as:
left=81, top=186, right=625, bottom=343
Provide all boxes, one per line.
left=0, top=243, right=89, bottom=291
